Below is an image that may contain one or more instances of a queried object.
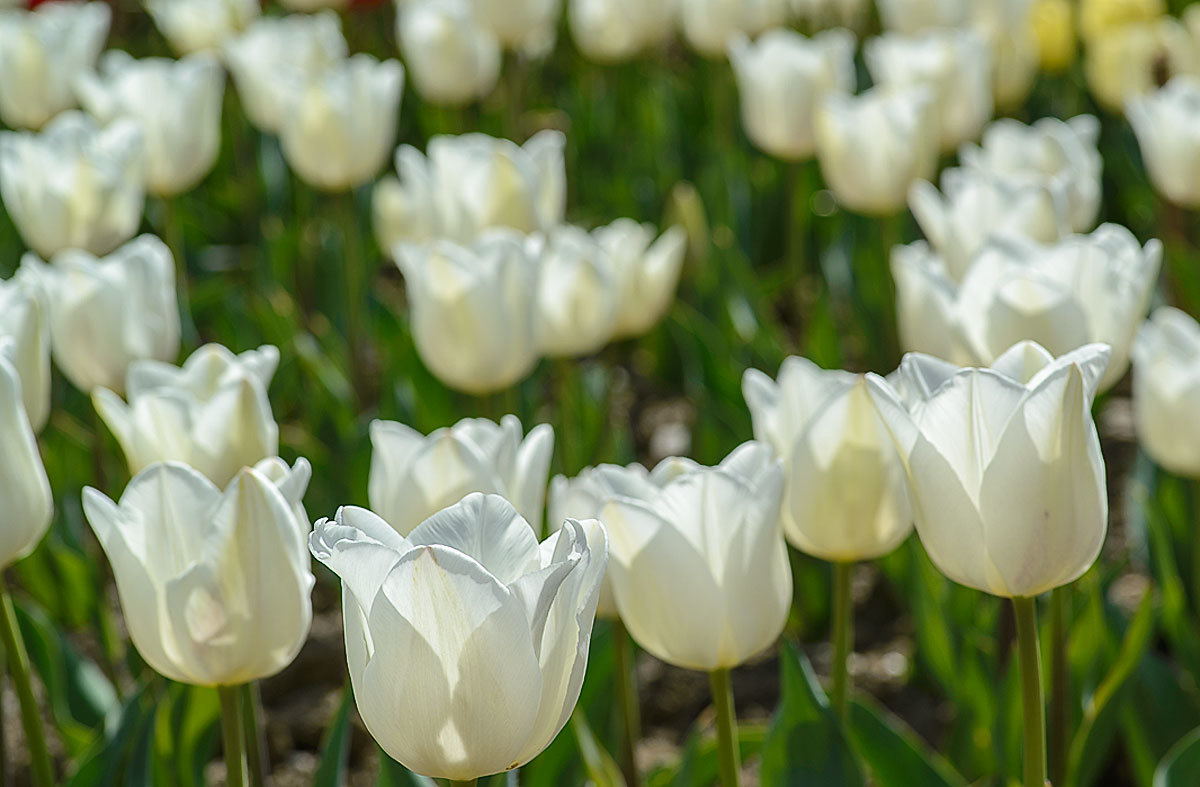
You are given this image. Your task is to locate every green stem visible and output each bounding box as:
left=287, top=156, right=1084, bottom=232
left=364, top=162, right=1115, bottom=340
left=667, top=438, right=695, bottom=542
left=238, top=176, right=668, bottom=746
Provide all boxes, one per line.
left=708, top=668, right=741, bottom=787
left=613, top=618, right=642, bottom=787
left=0, top=580, right=53, bottom=787
left=1049, top=588, right=1068, bottom=787
left=240, top=682, right=267, bottom=787
left=831, top=561, right=854, bottom=720
left=218, top=685, right=247, bottom=787
left=339, top=190, right=368, bottom=407
left=1013, top=596, right=1047, bottom=787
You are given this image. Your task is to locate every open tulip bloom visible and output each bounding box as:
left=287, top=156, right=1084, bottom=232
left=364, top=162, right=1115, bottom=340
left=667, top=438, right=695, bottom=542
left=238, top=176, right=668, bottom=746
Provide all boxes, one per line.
left=309, top=492, right=607, bottom=782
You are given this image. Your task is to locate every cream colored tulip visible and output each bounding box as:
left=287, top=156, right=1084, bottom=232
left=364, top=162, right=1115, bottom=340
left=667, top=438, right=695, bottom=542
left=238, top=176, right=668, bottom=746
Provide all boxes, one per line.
left=1084, top=17, right=1198, bottom=113
left=472, top=0, right=561, bottom=56
left=974, top=0, right=1039, bottom=108
left=532, top=227, right=620, bottom=358
left=144, top=0, right=258, bottom=55
left=1079, top=0, right=1164, bottom=42
left=890, top=241, right=974, bottom=365
left=1032, top=0, right=1076, bottom=72
left=397, top=0, right=500, bottom=105
left=874, top=0, right=966, bottom=32
left=0, top=344, right=52, bottom=569
left=1127, top=77, right=1200, bottom=209
left=1132, top=307, right=1200, bottom=476
left=677, top=0, right=790, bottom=58
left=568, top=0, right=674, bottom=63
left=0, top=271, right=50, bottom=432
left=593, top=219, right=686, bottom=338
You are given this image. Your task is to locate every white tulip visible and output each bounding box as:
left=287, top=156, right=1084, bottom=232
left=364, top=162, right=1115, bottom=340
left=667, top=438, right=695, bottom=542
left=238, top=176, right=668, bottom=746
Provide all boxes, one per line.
left=972, top=0, right=1039, bottom=109
left=397, top=0, right=500, bottom=105
left=472, top=0, right=560, bottom=56
left=0, top=271, right=51, bottom=432
left=394, top=231, right=541, bottom=394
left=369, top=415, right=553, bottom=535
left=144, top=0, right=259, bottom=55
left=83, top=459, right=314, bottom=686
left=728, top=28, right=856, bottom=161
left=890, top=241, right=975, bottom=365
left=677, top=0, right=790, bottom=58
left=76, top=50, right=224, bottom=197
left=875, top=0, right=966, bottom=32
left=1128, top=77, right=1200, bottom=209
left=867, top=341, right=1110, bottom=597
left=0, top=344, right=52, bottom=569
left=93, top=344, right=280, bottom=487
left=1132, top=307, right=1200, bottom=476
left=0, top=111, right=145, bottom=259
left=593, top=219, right=686, bottom=338
left=865, top=29, right=994, bottom=152
left=20, top=235, right=179, bottom=394
left=568, top=0, right=675, bottom=62
left=0, top=2, right=110, bottom=129
left=532, top=227, right=620, bottom=358
left=743, top=358, right=913, bottom=562
left=222, top=11, right=348, bottom=133
left=309, top=494, right=607, bottom=780
left=600, top=442, right=790, bottom=671
left=277, top=54, right=405, bottom=191
left=1084, top=17, right=1198, bottom=113
left=813, top=85, right=939, bottom=215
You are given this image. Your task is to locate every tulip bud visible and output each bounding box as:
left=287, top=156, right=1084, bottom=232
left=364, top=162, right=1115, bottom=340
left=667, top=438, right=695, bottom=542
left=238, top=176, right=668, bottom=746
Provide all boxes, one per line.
left=1083, top=17, right=1196, bottom=113
left=397, top=0, right=500, bottom=105
left=867, top=341, right=1110, bottom=597
left=277, top=54, right=405, bottom=192
left=532, top=227, right=620, bottom=358
left=83, top=459, right=314, bottom=686
left=593, top=219, right=686, bottom=339
left=568, top=0, right=674, bottom=63
left=0, top=345, right=52, bottom=569
left=1127, top=77, right=1200, bottom=209
left=0, top=1, right=110, bottom=130
left=677, top=0, right=790, bottom=58
left=368, top=415, right=553, bottom=535
left=20, top=235, right=179, bottom=394
left=600, top=442, right=790, bottom=671
left=472, top=0, right=561, bottom=56
left=0, top=111, right=145, bottom=259
left=394, top=232, right=541, bottom=394
left=76, top=51, right=224, bottom=197
left=813, top=85, right=940, bottom=215
left=309, top=494, right=607, bottom=781
left=144, top=0, right=259, bottom=55
left=222, top=11, right=348, bottom=133
left=93, top=344, right=280, bottom=487
left=0, top=271, right=51, bottom=432
left=743, top=358, right=913, bottom=562
left=1132, top=307, right=1200, bottom=477
left=728, top=28, right=856, bottom=161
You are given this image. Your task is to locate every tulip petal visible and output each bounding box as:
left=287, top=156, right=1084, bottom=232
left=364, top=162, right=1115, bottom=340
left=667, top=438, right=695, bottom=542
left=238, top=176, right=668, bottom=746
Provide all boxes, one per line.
left=408, top=493, right=541, bottom=584
left=310, top=506, right=410, bottom=619
left=510, top=422, right=554, bottom=530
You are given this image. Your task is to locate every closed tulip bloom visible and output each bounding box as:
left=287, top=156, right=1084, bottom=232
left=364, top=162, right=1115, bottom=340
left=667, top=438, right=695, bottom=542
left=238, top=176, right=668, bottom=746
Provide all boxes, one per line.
left=865, top=29, right=994, bottom=152
left=532, top=227, right=620, bottom=358
left=93, top=344, right=280, bottom=487
left=222, top=11, right=348, bottom=133
left=814, top=85, right=940, bottom=215
left=472, top=0, right=561, bottom=56
left=568, top=0, right=674, bottom=63
left=369, top=415, right=553, bottom=535
left=593, top=219, right=686, bottom=338
left=743, top=358, right=913, bottom=562
left=1132, top=307, right=1200, bottom=476
left=677, top=0, right=790, bottom=58
left=0, top=2, right=109, bottom=129
left=394, top=232, right=540, bottom=394
left=959, top=115, right=1102, bottom=234
left=76, top=51, right=224, bottom=197
left=1079, top=0, right=1164, bottom=42
left=309, top=494, right=607, bottom=780
left=82, top=459, right=314, bottom=686
left=0, top=111, right=145, bottom=259
left=0, top=345, right=52, bottom=569
left=20, top=235, right=179, bottom=394
left=1084, top=17, right=1197, bottom=113
left=728, top=28, right=856, bottom=161
left=1032, top=0, right=1076, bottom=72
left=600, top=442, right=790, bottom=671
left=397, top=0, right=500, bottom=105
left=0, top=272, right=51, bottom=432
left=277, top=54, right=405, bottom=191
left=867, top=342, right=1110, bottom=597
left=144, top=0, right=258, bottom=55
left=1128, top=77, right=1200, bottom=209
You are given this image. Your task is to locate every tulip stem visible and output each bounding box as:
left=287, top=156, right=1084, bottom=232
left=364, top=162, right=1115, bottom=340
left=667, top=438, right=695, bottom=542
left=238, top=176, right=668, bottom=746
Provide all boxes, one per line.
left=0, top=579, right=54, bottom=787
left=612, top=618, right=642, bottom=787
left=1049, top=587, right=1069, bottom=787
left=831, top=561, right=854, bottom=721
left=1013, top=596, right=1046, bottom=787
left=708, top=668, right=741, bottom=787
left=218, top=684, right=247, bottom=787
left=240, top=682, right=268, bottom=787
left=339, top=190, right=369, bottom=407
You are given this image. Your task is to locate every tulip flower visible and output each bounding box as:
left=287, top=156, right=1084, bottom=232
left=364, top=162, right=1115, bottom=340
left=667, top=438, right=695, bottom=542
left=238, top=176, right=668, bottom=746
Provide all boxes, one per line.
left=1127, top=77, right=1200, bottom=209
left=1132, top=307, right=1200, bottom=477
left=0, top=272, right=51, bottom=431
left=973, top=0, right=1039, bottom=109
left=75, top=50, right=224, bottom=197
left=20, top=235, right=179, bottom=394
left=0, top=111, right=145, bottom=259
left=865, top=29, right=994, bottom=152
left=396, top=0, right=500, bottom=105
left=394, top=232, right=541, bottom=394
left=0, top=1, right=110, bottom=130
left=309, top=493, right=607, bottom=781
left=1079, top=0, right=1164, bottom=42
left=532, top=227, right=620, bottom=358
left=890, top=241, right=973, bottom=365
left=276, top=54, right=405, bottom=192
left=813, top=85, right=940, bottom=215
left=874, top=0, right=967, bottom=32
left=567, top=0, right=674, bottom=63
left=728, top=28, right=856, bottom=161
left=1083, top=17, right=1195, bottom=113
left=144, top=0, right=258, bottom=55
left=593, top=219, right=686, bottom=339
left=472, top=0, right=561, bottom=56
left=1031, top=0, right=1076, bottom=72
left=222, top=11, right=348, bottom=133
left=368, top=414, right=553, bottom=535
left=93, top=344, right=280, bottom=487
left=676, top=0, right=790, bottom=58
left=958, top=115, right=1102, bottom=234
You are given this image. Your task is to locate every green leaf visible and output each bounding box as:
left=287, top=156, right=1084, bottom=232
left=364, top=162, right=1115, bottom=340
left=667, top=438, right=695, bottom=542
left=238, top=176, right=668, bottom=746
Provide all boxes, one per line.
left=1154, top=726, right=1200, bottom=787
left=312, top=685, right=354, bottom=787
left=571, top=709, right=626, bottom=787
left=66, top=682, right=158, bottom=787
left=847, top=694, right=967, bottom=787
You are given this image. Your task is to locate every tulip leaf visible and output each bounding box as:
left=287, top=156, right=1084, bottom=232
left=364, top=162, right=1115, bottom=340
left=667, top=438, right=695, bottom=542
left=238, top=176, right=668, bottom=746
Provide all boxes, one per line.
left=313, top=685, right=355, bottom=787
left=66, top=681, right=159, bottom=787
left=846, top=694, right=968, bottom=787
left=572, top=708, right=627, bottom=787
left=646, top=721, right=766, bottom=787
left=149, top=683, right=220, bottom=787
left=1153, top=726, right=1200, bottom=787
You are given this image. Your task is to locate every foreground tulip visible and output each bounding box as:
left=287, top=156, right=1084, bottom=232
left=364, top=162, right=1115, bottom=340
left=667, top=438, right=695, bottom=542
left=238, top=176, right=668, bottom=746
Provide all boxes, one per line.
left=21, top=235, right=179, bottom=394
left=76, top=50, right=224, bottom=197
left=1132, top=307, right=1200, bottom=476
left=1127, top=77, right=1200, bottom=209
left=0, top=111, right=145, bottom=259
left=397, top=0, right=500, bottom=105
left=568, top=0, right=674, bottom=63
left=593, top=219, right=686, bottom=338
left=677, top=0, right=790, bottom=58
left=813, top=85, right=939, bottom=215
left=0, top=1, right=110, bottom=130
left=0, top=272, right=51, bottom=431
left=277, top=54, right=405, bottom=191
left=93, top=344, right=280, bottom=486
left=144, top=0, right=258, bottom=55
left=309, top=493, right=607, bottom=781
left=369, top=415, right=553, bottom=535
left=532, top=227, right=620, bottom=358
